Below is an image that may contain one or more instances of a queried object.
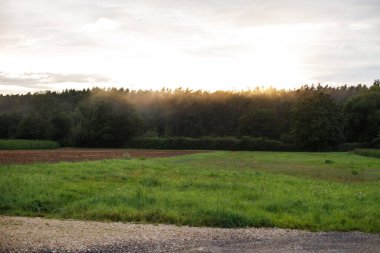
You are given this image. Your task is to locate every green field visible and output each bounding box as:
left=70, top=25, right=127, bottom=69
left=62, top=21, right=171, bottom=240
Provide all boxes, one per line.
left=0, top=151, right=379, bottom=232
left=0, top=139, right=60, bottom=150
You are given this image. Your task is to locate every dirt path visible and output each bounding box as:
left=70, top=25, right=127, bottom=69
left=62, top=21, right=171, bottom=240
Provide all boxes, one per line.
left=0, top=148, right=208, bottom=165
left=0, top=216, right=379, bottom=253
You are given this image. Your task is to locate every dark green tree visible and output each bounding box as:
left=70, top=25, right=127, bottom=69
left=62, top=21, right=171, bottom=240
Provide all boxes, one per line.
left=371, top=132, right=380, bottom=148
left=78, top=95, right=142, bottom=147
left=291, top=92, right=344, bottom=150
left=16, top=113, right=50, bottom=140
left=0, top=113, right=21, bottom=138
left=343, top=85, right=380, bottom=142
left=0, top=82, right=379, bottom=147
left=48, top=112, right=72, bottom=144
left=237, top=109, right=278, bottom=139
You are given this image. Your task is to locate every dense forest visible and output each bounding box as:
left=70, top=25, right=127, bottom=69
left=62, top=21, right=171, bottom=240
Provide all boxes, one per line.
left=0, top=81, right=379, bottom=151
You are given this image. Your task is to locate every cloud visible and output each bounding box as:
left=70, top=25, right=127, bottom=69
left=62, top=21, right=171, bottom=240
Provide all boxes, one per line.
left=185, top=44, right=250, bottom=58
left=310, top=65, right=380, bottom=85
left=0, top=72, right=111, bottom=88
left=0, top=0, right=379, bottom=92
left=83, top=17, right=120, bottom=32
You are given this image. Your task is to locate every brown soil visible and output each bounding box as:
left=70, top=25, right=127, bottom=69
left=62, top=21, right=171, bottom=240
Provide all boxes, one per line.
left=0, top=148, right=208, bottom=165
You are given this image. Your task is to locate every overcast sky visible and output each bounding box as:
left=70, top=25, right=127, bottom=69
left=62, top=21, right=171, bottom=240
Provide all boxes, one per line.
left=0, top=0, right=379, bottom=93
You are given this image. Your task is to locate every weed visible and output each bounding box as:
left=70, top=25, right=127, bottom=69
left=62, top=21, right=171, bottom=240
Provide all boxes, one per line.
left=122, top=154, right=132, bottom=160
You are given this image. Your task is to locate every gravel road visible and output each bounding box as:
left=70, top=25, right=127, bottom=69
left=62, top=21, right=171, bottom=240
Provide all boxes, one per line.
left=0, top=216, right=379, bottom=253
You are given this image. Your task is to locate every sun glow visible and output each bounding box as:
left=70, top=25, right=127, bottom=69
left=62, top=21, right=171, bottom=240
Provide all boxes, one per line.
left=103, top=23, right=319, bottom=91
left=0, top=16, right=336, bottom=93
left=239, top=23, right=318, bottom=89
left=0, top=22, right=318, bottom=93
left=1, top=1, right=379, bottom=94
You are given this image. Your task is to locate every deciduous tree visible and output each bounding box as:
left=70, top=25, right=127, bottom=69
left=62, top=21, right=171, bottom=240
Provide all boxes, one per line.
left=291, top=92, right=344, bottom=150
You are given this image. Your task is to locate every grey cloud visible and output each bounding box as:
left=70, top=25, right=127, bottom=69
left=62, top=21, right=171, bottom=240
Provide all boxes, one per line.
left=110, top=0, right=380, bottom=27
left=0, top=72, right=111, bottom=88
left=0, top=0, right=379, bottom=89
left=310, top=65, right=380, bottom=85
left=3, top=0, right=380, bottom=32
left=4, top=0, right=379, bottom=48
left=185, top=44, right=251, bottom=58
left=231, top=0, right=380, bottom=26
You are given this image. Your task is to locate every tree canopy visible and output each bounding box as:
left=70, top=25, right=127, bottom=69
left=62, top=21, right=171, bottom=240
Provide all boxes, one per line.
left=291, top=92, right=344, bottom=150
left=0, top=82, right=379, bottom=149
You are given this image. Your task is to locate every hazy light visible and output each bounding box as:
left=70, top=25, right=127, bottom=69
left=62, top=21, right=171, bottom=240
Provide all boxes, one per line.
left=83, top=18, right=121, bottom=33
left=0, top=0, right=379, bottom=93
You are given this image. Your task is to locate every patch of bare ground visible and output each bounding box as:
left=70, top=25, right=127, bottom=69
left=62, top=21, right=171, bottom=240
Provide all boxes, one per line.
left=0, top=148, right=208, bottom=165
left=0, top=216, right=379, bottom=253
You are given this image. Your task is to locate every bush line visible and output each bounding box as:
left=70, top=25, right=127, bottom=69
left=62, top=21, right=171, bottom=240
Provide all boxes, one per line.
left=0, top=139, right=60, bottom=150
left=354, top=149, right=380, bottom=158
left=127, top=136, right=296, bottom=151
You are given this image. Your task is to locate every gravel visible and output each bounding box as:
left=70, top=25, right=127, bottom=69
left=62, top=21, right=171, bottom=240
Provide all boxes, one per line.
left=0, top=216, right=379, bottom=253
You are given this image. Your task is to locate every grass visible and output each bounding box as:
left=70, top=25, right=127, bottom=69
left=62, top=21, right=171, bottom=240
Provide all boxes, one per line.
left=0, top=139, right=60, bottom=150
left=354, top=149, right=380, bottom=159
left=0, top=151, right=379, bottom=232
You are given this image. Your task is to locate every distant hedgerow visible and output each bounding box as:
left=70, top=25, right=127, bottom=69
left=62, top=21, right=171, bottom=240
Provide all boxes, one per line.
left=354, top=149, right=380, bottom=159
left=127, top=136, right=296, bottom=151
left=0, top=139, right=59, bottom=150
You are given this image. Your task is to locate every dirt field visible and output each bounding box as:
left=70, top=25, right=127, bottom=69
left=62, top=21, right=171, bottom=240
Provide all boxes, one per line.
left=0, top=148, right=208, bottom=165
left=1, top=216, right=379, bottom=253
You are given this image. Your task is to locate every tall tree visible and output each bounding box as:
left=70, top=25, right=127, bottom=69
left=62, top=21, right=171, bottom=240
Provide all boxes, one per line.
left=291, top=92, right=344, bottom=150
left=237, top=109, right=278, bottom=139
left=343, top=85, right=380, bottom=142
left=16, top=113, right=50, bottom=140
left=77, top=95, right=142, bottom=147
left=48, top=112, right=72, bottom=144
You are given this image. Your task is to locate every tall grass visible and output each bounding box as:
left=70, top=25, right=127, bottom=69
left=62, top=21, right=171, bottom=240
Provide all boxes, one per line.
left=0, top=139, right=60, bottom=150
left=0, top=151, right=379, bottom=232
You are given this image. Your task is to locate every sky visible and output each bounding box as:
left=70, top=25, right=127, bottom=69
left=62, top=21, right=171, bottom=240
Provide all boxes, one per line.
left=0, top=0, right=379, bottom=94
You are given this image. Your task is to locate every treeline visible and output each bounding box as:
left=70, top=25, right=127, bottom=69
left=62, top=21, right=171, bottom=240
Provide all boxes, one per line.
left=0, top=81, right=379, bottom=150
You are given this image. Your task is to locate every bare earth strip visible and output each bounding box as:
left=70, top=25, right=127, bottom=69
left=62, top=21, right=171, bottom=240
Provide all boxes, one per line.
left=0, top=216, right=379, bottom=253
left=0, top=148, right=208, bottom=165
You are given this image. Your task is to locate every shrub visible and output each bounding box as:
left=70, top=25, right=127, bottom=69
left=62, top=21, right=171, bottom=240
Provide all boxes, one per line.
left=371, top=133, right=380, bottom=149
left=336, top=143, right=367, bottom=152
left=127, top=136, right=295, bottom=151
left=354, top=149, right=380, bottom=159
left=238, top=136, right=295, bottom=151
left=0, top=139, right=60, bottom=150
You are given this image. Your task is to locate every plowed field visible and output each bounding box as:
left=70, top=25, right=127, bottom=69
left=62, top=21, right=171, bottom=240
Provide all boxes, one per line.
left=0, top=148, right=207, bottom=165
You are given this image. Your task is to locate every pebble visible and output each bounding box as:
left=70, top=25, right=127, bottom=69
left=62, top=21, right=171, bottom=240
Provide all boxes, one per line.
left=0, top=216, right=379, bottom=253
